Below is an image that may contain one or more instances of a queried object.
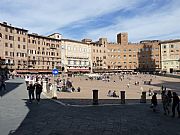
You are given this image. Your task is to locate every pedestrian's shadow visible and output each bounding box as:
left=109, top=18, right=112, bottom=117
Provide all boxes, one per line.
left=8, top=98, right=52, bottom=135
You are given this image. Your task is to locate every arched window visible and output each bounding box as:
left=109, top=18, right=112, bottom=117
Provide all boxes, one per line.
left=0, top=33, right=2, bottom=38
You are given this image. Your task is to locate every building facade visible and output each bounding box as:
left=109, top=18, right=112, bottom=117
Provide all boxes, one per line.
left=0, top=22, right=28, bottom=72
left=1, top=21, right=179, bottom=74
left=27, top=33, right=61, bottom=73
left=61, top=39, right=92, bottom=73
left=160, top=40, right=180, bottom=73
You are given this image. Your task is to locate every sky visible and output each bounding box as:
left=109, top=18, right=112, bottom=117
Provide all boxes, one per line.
left=0, top=0, right=180, bottom=42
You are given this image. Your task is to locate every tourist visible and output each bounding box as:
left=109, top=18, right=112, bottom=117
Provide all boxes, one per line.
left=27, top=82, right=35, bottom=103
left=107, top=90, right=113, bottom=97
left=112, top=91, right=119, bottom=97
left=167, top=90, right=172, bottom=105
left=172, top=92, right=180, bottom=118
left=161, top=91, right=169, bottom=115
left=151, top=93, right=157, bottom=112
left=77, top=87, right=81, bottom=92
left=35, top=81, right=43, bottom=104
left=127, top=83, right=130, bottom=88
left=0, top=75, right=6, bottom=91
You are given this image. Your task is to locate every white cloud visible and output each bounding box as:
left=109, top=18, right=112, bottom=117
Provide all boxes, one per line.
left=86, top=0, right=180, bottom=42
left=0, top=0, right=141, bottom=35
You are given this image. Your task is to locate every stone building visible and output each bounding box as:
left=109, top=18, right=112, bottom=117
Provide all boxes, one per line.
left=0, top=22, right=28, bottom=73
left=61, top=39, right=92, bottom=73
left=87, top=33, right=161, bottom=72
left=160, top=40, right=180, bottom=73
left=27, top=33, right=61, bottom=73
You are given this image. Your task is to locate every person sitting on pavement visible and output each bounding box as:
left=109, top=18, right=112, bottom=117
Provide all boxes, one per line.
left=112, top=91, right=119, bottom=97
left=77, top=87, right=81, bottom=92
left=107, top=90, right=113, bottom=97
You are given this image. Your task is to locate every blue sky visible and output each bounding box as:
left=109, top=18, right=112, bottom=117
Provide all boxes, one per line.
left=0, top=0, right=180, bottom=42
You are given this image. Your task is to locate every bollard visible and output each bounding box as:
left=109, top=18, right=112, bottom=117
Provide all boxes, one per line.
left=120, top=91, right=125, bottom=104
left=92, top=90, right=98, bottom=105
left=140, top=91, right=146, bottom=103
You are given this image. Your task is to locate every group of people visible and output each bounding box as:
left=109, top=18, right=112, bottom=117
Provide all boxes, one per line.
left=107, top=90, right=119, bottom=97
left=27, top=81, right=42, bottom=104
left=151, top=90, right=180, bottom=118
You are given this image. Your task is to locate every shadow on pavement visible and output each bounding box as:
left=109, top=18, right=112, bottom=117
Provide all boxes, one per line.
left=57, top=98, right=155, bottom=105
left=8, top=98, right=180, bottom=135
left=0, top=82, right=23, bottom=97
left=144, top=80, right=180, bottom=95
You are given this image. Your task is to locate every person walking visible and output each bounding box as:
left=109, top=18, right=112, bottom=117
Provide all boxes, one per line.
left=151, top=93, right=158, bottom=112
left=172, top=92, right=180, bottom=118
left=0, top=75, right=6, bottom=91
left=167, top=90, right=172, bottom=105
left=161, top=91, right=169, bottom=115
left=35, top=81, right=42, bottom=104
left=27, top=82, right=35, bottom=103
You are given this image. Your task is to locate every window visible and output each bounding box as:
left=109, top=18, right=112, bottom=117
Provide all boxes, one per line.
left=5, top=35, right=8, bottom=39
left=0, top=33, right=2, bottom=38
left=68, top=60, right=71, bottom=65
left=163, top=45, right=166, bottom=49
left=10, top=52, right=14, bottom=56
left=5, top=27, right=8, bottom=32
left=18, top=44, right=20, bottom=48
left=23, top=38, right=26, bottom=42
left=74, top=60, right=76, bottom=65
left=18, top=37, right=20, bottom=41
left=23, top=45, right=26, bottom=49
left=79, top=61, right=81, bottom=65
left=9, top=36, right=14, bottom=40
left=5, top=51, right=8, bottom=56
left=170, top=45, right=174, bottom=48
left=10, top=44, right=12, bottom=48
left=5, top=43, right=8, bottom=47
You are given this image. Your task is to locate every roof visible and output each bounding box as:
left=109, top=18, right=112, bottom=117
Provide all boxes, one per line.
left=160, top=39, right=180, bottom=44
left=62, top=39, right=88, bottom=45
left=0, top=22, right=28, bottom=32
left=28, top=33, right=61, bottom=41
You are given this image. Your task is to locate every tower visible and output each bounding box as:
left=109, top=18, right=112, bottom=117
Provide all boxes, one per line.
left=117, top=32, right=128, bottom=45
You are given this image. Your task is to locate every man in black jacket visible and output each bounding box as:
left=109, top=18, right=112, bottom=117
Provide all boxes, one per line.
left=172, top=92, right=180, bottom=118
left=35, top=81, right=42, bottom=103
left=27, top=82, right=35, bottom=103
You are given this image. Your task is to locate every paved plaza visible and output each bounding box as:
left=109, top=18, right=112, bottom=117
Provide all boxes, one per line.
left=51, top=74, right=180, bottom=105
left=0, top=75, right=180, bottom=135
